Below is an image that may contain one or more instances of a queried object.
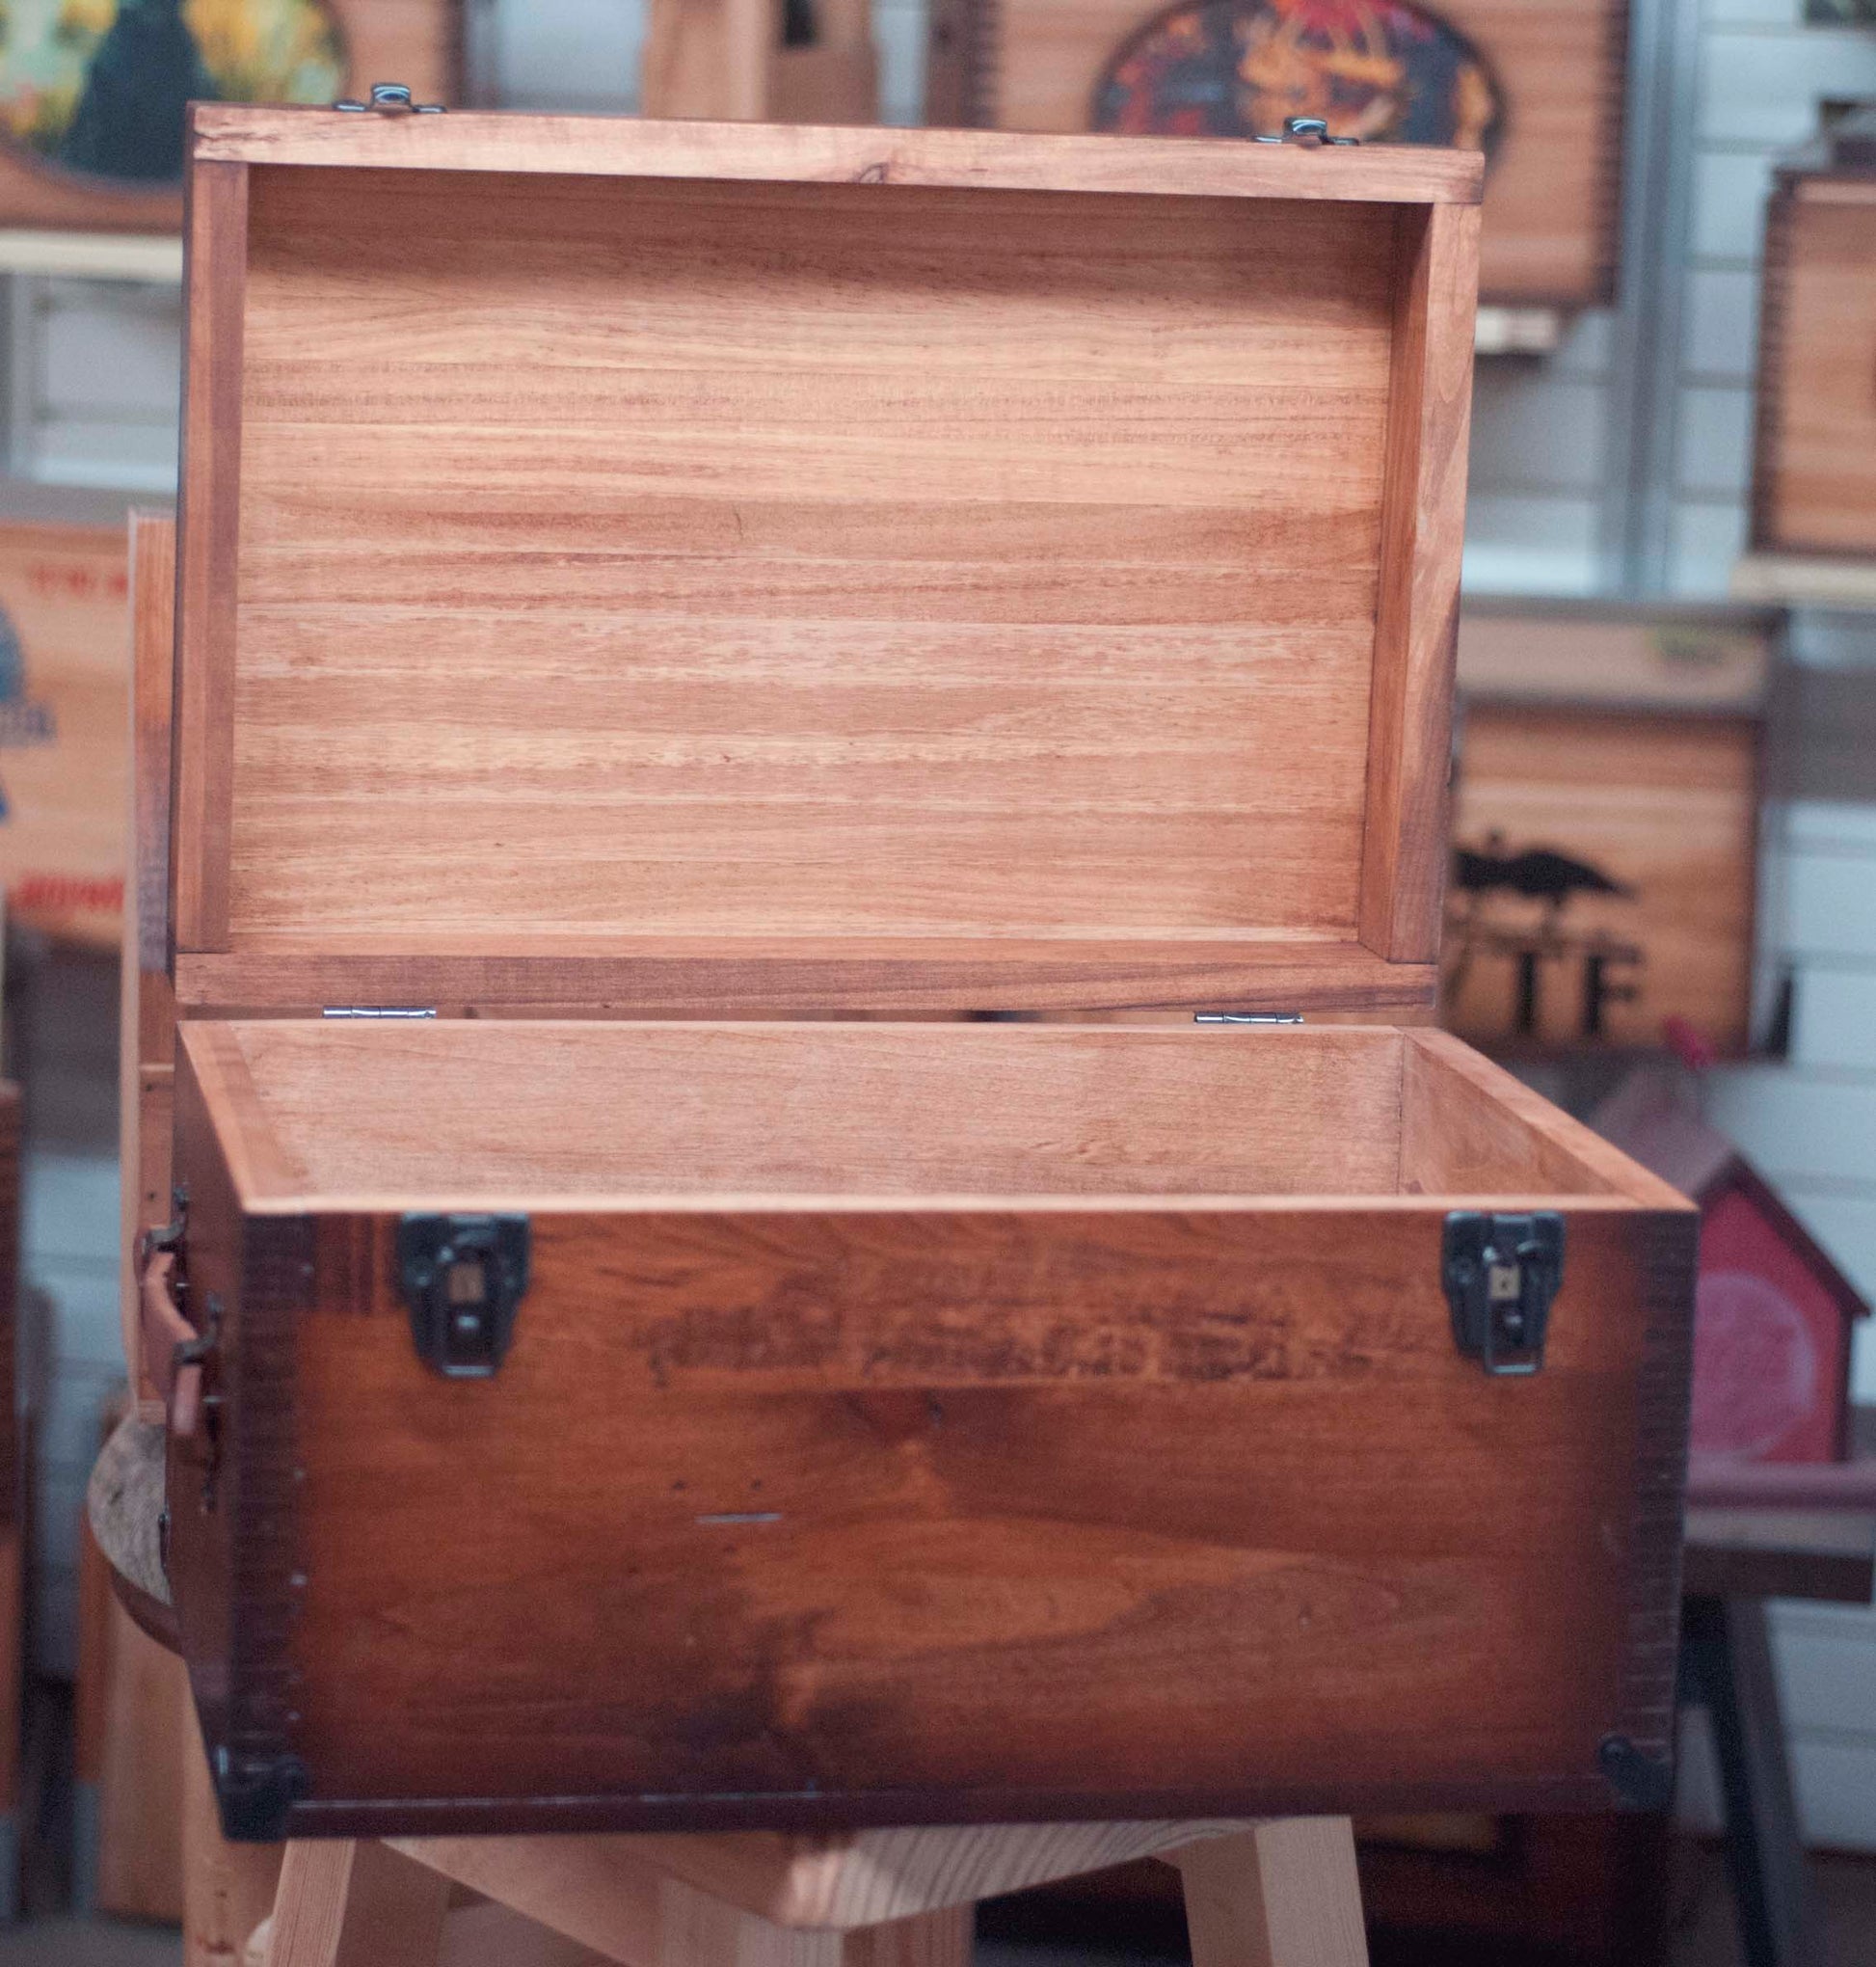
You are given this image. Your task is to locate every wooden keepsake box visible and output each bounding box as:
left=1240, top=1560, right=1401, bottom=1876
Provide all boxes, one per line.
left=153, top=102, right=1696, bottom=1843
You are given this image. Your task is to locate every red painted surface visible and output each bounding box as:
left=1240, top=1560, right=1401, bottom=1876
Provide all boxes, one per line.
left=1691, top=1182, right=1849, bottom=1465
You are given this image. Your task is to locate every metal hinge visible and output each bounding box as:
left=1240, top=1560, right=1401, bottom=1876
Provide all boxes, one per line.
left=335, top=82, right=446, bottom=114
left=1442, top=1212, right=1565, bottom=1376
left=1256, top=116, right=1358, bottom=147
left=322, top=1006, right=437, bottom=1019
left=1194, top=1012, right=1305, bottom=1025
left=397, top=1214, right=531, bottom=1378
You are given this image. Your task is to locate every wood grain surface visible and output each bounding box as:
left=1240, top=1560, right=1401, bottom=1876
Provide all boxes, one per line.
left=168, top=1015, right=1695, bottom=1835
left=190, top=106, right=1482, bottom=202
left=1754, top=173, right=1876, bottom=556
left=928, top=0, right=1621, bottom=304
left=170, top=124, right=1478, bottom=1012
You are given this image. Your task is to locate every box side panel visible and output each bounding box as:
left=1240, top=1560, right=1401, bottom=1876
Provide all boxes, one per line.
left=167, top=1044, right=314, bottom=1839
left=272, top=1199, right=1689, bottom=1832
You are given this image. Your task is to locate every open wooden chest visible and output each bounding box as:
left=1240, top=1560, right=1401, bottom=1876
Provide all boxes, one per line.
left=153, top=103, right=1696, bottom=1843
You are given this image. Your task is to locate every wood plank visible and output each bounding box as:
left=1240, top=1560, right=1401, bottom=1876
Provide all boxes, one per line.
left=201, top=1184, right=1686, bottom=1827
left=1401, top=1031, right=1691, bottom=1205
left=184, top=1730, right=285, bottom=1967
left=173, top=942, right=1438, bottom=1019
left=173, top=161, right=247, bottom=954
left=548, top=1821, right=1253, bottom=1926
left=1172, top=1819, right=1368, bottom=1967
left=190, top=107, right=1484, bottom=204
left=218, top=171, right=1395, bottom=973
left=1359, top=202, right=1478, bottom=965
left=186, top=1020, right=1408, bottom=1205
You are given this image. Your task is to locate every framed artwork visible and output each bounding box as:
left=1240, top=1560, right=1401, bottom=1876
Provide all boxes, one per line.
left=927, top=0, right=1628, bottom=306
left=0, top=0, right=459, bottom=232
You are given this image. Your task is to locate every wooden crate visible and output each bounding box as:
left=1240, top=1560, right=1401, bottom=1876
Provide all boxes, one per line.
left=0, top=0, right=460, bottom=234
left=149, top=106, right=1695, bottom=1844
left=926, top=0, right=1626, bottom=306
left=1752, top=112, right=1876, bottom=557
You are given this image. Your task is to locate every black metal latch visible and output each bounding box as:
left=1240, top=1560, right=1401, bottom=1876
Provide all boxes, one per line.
left=1442, top=1211, right=1565, bottom=1376
left=396, top=1214, right=530, bottom=1378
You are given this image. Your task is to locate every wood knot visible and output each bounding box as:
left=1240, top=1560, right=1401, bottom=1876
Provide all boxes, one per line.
left=856, top=161, right=891, bottom=183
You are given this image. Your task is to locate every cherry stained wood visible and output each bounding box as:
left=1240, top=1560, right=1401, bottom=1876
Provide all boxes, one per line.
left=169, top=1017, right=1694, bottom=1837
left=189, top=105, right=1483, bottom=203
left=1753, top=169, right=1876, bottom=556
left=170, top=112, right=1480, bottom=1014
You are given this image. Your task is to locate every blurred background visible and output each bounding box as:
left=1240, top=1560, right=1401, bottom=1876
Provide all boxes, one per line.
left=1, top=0, right=1875, bottom=1962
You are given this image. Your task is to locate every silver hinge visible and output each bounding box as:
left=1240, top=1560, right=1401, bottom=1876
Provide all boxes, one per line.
left=1256, top=117, right=1358, bottom=147
left=335, top=82, right=447, bottom=114
left=1194, top=1012, right=1305, bottom=1025
left=322, top=1006, right=438, bottom=1019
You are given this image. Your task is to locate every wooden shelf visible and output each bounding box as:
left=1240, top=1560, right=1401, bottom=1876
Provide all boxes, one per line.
left=1474, top=306, right=1568, bottom=356
left=0, top=229, right=180, bottom=283
left=1732, top=552, right=1876, bottom=611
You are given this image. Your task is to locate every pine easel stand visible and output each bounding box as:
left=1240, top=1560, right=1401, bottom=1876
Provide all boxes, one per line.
left=247, top=1819, right=1369, bottom=1967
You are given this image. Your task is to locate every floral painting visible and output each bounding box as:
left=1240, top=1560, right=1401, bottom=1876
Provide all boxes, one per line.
left=0, top=0, right=345, bottom=187
left=1093, top=0, right=1503, bottom=154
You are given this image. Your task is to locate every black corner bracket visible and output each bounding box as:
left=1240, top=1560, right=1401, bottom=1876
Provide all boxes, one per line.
left=1598, top=1734, right=1675, bottom=1812
left=214, top=1747, right=311, bottom=1842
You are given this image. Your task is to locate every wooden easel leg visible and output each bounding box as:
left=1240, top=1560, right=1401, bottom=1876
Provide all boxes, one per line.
left=1172, top=1819, right=1369, bottom=1967
left=265, top=1841, right=452, bottom=1967
left=841, top=1905, right=972, bottom=1967
left=182, top=1727, right=282, bottom=1967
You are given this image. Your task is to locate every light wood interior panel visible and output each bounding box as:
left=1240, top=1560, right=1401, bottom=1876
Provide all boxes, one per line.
left=228, top=167, right=1399, bottom=956
left=190, top=1021, right=1407, bottom=1201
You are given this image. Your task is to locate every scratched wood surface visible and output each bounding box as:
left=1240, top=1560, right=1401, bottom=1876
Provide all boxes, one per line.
left=927, top=0, right=1623, bottom=306
left=1753, top=171, right=1876, bottom=555
left=168, top=113, right=1479, bottom=1014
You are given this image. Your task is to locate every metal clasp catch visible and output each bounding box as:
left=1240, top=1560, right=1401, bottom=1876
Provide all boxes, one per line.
left=397, top=1214, right=530, bottom=1378
left=335, top=82, right=447, bottom=114
left=1442, top=1211, right=1565, bottom=1376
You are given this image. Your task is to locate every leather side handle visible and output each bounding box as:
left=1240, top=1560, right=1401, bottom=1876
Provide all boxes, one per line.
left=140, top=1249, right=202, bottom=1438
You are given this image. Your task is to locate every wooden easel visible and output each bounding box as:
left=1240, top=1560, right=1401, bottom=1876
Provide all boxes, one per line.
left=248, top=1818, right=1369, bottom=1966
left=641, top=0, right=877, bottom=124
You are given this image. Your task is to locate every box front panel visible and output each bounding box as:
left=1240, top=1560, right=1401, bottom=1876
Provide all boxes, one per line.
left=261, top=1200, right=1690, bottom=1829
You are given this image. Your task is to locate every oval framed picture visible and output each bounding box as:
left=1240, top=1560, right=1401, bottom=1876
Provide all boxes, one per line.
left=0, top=0, right=459, bottom=232
left=1091, top=0, right=1504, bottom=153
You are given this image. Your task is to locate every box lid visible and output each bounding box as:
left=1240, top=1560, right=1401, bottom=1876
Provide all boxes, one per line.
left=171, top=107, right=1481, bottom=1015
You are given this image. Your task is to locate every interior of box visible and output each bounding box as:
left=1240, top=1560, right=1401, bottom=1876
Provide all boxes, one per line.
left=219, top=164, right=1402, bottom=966
left=184, top=1020, right=1643, bottom=1208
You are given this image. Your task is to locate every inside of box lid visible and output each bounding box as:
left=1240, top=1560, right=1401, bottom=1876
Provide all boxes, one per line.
left=202, top=164, right=1423, bottom=1000
left=188, top=1022, right=1645, bottom=1209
